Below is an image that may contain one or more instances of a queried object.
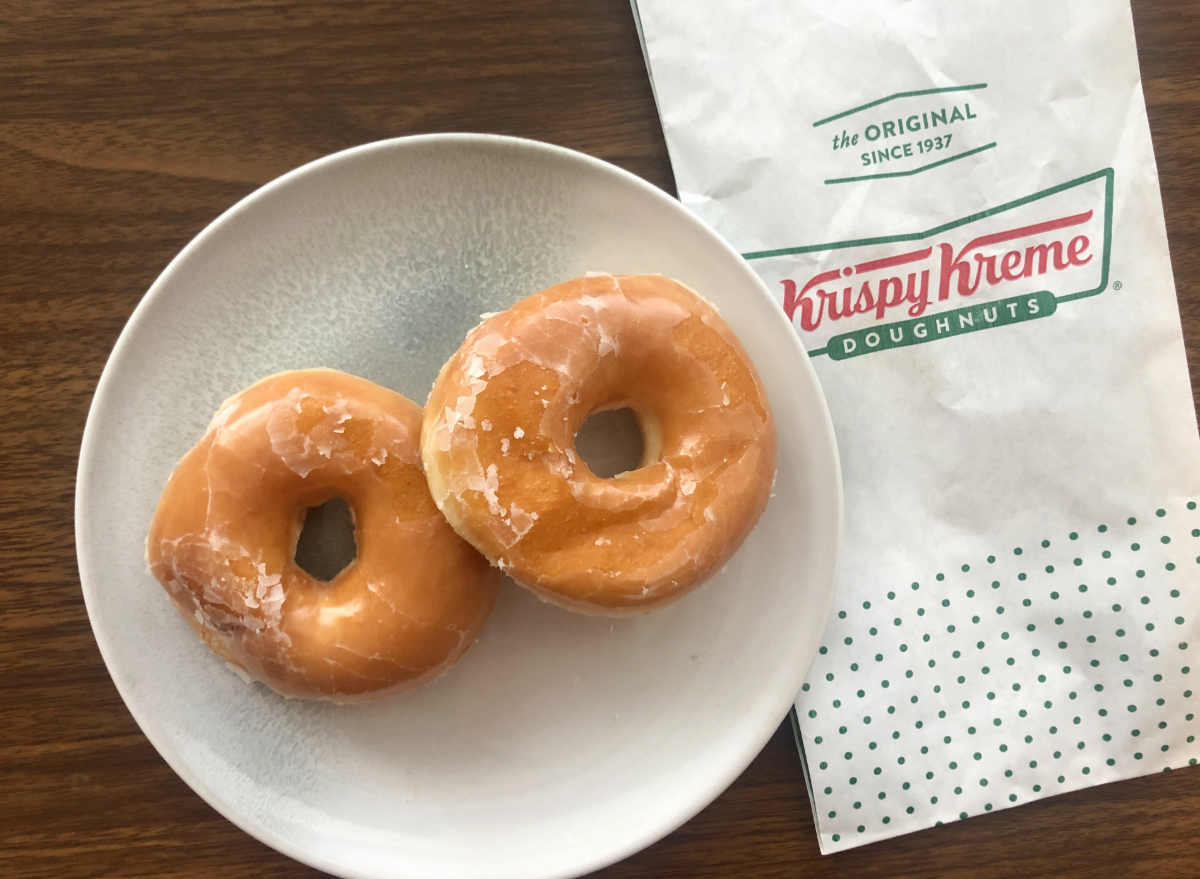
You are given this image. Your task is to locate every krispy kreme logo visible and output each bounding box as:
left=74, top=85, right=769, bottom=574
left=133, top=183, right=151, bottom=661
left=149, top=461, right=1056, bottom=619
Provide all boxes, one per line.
left=746, top=169, right=1114, bottom=360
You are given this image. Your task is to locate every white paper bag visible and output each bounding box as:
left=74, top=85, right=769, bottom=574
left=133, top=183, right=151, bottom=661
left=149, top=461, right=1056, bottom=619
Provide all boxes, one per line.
left=632, top=0, right=1200, bottom=852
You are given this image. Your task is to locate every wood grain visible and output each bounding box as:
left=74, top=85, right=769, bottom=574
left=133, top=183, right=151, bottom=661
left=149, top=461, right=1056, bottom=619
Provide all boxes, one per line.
left=0, top=1, right=1196, bottom=877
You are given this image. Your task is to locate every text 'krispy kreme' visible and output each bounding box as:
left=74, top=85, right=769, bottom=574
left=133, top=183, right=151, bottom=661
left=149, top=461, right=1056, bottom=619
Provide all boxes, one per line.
left=781, top=211, right=1095, bottom=332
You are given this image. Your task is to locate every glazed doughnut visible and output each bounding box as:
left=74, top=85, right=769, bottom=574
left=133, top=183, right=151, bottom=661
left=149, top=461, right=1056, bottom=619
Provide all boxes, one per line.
left=422, top=273, right=776, bottom=615
left=147, top=369, right=499, bottom=701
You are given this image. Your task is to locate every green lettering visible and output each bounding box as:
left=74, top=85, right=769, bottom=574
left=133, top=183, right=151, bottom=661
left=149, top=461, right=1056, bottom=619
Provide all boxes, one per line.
left=826, top=291, right=1057, bottom=361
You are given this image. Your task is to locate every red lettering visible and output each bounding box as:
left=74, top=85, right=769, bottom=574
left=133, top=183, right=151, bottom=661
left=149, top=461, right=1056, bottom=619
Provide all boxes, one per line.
left=1067, top=235, right=1092, bottom=266
left=854, top=281, right=876, bottom=315
left=876, top=277, right=905, bottom=320
left=944, top=210, right=1093, bottom=296
left=855, top=247, right=932, bottom=275
left=976, top=253, right=1001, bottom=288
left=968, top=210, right=1092, bottom=253
left=1000, top=250, right=1022, bottom=282
left=781, top=269, right=841, bottom=329
left=938, top=242, right=981, bottom=300
left=906, top=270, right=931, bottom=317
left=783, top=212, right=1095, bottom=335
left=827, top=286, right=854, bottom=321
left=780, top=279, right=803, bottom=323
left=1023, top=241, right=1067, bottom=276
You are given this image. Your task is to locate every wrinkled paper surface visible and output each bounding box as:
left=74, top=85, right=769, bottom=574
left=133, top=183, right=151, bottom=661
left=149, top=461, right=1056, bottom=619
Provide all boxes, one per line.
left=633, top=0, right=1200, bottom=852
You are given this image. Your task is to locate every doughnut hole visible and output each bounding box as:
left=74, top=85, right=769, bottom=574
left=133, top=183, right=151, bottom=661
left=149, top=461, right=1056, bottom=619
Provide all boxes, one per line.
left=573, top=405, right=663, bottom=478
left=293, top=496, right=357, bottom=582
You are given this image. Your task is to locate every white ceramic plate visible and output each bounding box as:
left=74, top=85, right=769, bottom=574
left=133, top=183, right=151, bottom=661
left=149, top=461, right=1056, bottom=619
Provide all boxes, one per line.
left=75, top=134, right=841, bottom=879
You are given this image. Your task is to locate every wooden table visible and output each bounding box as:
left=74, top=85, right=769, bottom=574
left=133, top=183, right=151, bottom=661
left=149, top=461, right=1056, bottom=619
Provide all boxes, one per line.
left=3, top=2, right=1198, bottom=876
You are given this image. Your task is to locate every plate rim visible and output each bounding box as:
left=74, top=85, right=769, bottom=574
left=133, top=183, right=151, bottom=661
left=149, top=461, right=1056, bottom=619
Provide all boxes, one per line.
left=74, top=132, right=843, bottom=879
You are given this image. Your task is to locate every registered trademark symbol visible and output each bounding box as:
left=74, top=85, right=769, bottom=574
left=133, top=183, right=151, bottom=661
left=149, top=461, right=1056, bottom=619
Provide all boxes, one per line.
left=1113, top=281, right=1123, bottom=290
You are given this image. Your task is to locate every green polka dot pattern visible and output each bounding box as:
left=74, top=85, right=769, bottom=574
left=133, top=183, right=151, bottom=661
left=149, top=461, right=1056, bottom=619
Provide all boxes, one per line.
left=795, top=504, right=1199, bottom=852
